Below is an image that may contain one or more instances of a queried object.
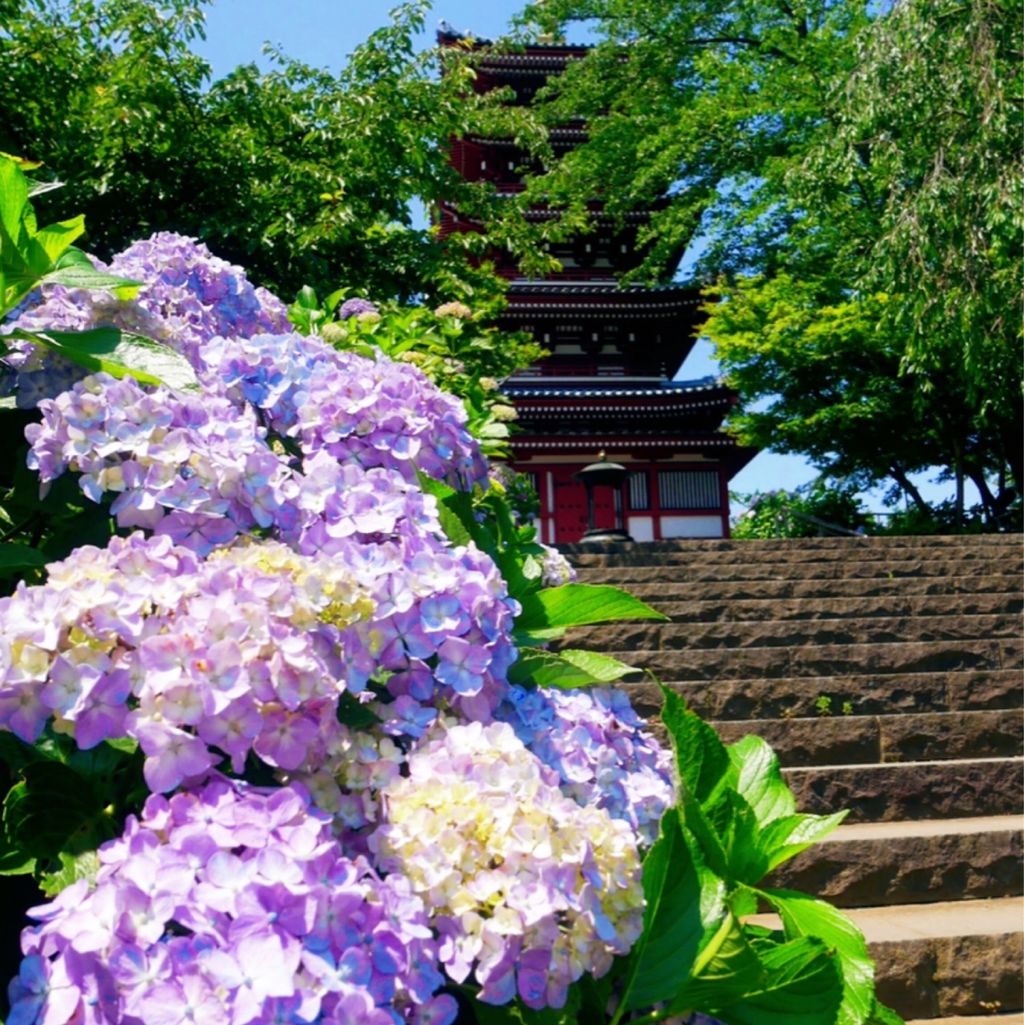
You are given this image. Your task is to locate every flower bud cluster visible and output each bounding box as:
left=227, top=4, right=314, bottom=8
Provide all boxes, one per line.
left=497, top=685, right=676, bottom=846
left=9, top=777, right=456, bottom=1025
left=373, top=722, right=644, bottom=1011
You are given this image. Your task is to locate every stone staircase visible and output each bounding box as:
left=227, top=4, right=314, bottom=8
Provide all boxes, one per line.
left=562, top=533, right=1024, bottom=1024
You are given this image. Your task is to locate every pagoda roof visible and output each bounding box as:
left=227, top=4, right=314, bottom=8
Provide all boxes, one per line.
left=504, top=375, right=724, bottom=399
left=501, top=282, right=703, bottom=319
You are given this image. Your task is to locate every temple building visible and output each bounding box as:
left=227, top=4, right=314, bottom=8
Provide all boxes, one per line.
left=438, top=30, right=756, bottom=544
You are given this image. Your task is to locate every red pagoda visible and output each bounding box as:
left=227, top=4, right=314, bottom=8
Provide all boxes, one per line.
left=438, top=29, right=756, bottom=544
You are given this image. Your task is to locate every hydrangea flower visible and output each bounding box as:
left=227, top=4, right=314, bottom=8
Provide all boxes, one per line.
left=496, top=685, right=675, bottom=846
left=197, top=332, right=488, bottom=491
left=372, top=721, right=644, bottom=1010
left=337, top=298, right=379, bottom=320
left=538, top=544, right=577, bottom=587
left=3, top=233, right=288, bottom=407
left=0, top=533, right=375, bottom=789
left=10, top=777, right=456, bottom=1025
left=26, top=372, right=301, bottom=553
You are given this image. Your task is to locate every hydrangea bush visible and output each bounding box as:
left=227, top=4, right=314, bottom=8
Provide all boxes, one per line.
left=0, top=159, right=901, bottom=1025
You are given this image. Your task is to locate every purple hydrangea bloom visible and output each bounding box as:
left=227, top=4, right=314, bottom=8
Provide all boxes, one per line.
left=0, top=533, right=376, bottom=787
left=371, top=722, right=644, bottom=1011
left=337, top=298, right=379, bottom=320
left=197, top=332, right=488, bottom=491
left=11, top=777, right=456, bottom=1025
left=496, top=685, right=676, bottom=846
left=4, top=233, right=289, bottom=408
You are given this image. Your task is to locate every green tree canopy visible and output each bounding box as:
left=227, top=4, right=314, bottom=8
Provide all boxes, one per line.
left=488, top=0, right=1021, bottom=523
left=0, top=0, right=501, bottom=303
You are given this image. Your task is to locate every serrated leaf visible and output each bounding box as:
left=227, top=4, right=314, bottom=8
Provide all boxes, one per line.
left=32, top=215, right=85, bottom=266
left=618, top=809, right=727, bottom=1012
left=660, top=685, right=730, bottom=805
left=866, top=997, right=906, bottom=1025
left=335, top=691, right=380, bottom=730
left=728, top=734, right=796, bottom=825
left=417, top=472, right=477, bottom=547
left=40, top=263, right=141, bottom=299
left=695, top=933, right=843, bottom=1025
left=507, top=647, right=639, bottom=689
left=759, top=888, right=876, bottom=1025
left=38, top=849, right=100, bottom=897
left=20, top=327, right=198, bottom=390
left=515, top=583, right=667, bottom=640
left=2, top=762, right=109, bottom=859
left=760, top=811, right=847, bottom=873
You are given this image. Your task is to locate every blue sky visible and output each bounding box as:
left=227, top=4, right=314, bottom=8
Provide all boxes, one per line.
left=193, top=1, right=956, bottom=516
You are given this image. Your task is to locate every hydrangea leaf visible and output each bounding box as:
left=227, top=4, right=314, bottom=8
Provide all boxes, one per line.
left=674, top=928, right=844, bottom=1025
left=336, top=691, right=381, bottom=730
left=2, top=762, right=113, bottom=860
left=38, top=849, right=101, bottom=897
left=514, top=583, right=667, bottom=642
left=617, top=808, right=727, bottom=1014
left=0, top=542, right=47, bottom=577
left=43, top=248, right=141, bottom=300
left=660, top=684, right=731, bottom=805
left=728, top=734, right=796, bottom=825
left=508, top=647, right=639, bottom=689
left=759, top=811, right=848, bottom=873
left=16, top=326, right=198, bottom=390
left=757, top=888, right=879, bottom=1025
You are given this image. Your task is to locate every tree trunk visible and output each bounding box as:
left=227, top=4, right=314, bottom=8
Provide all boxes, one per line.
left=889, top=464, right=930, bottom=515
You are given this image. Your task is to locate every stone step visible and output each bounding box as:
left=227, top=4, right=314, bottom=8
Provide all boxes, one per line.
left=610, top=637, right=1022, bottom=681
left=653, top=592, right=1023, bottom=623
left=711, top=710, right=1023, bottom=767
left=593, top=573, right=1024, bottom=601
left=783, top=757, right=1024, bottom=823
left=633, top=670, right=1023, bottom=722
left=747, top=897, right=1024, bottom=1020
left=564, top=613, right=1022, bottom=651
left=565, top=533, right=1020, bottom=549
left=769, top=815, right=1023, bottom=908
left=906, top=1016, right=1024, bottom=1025
left=564, top=534, right=1023, bottom=564
left=574, top=556, right=1022, bottom=583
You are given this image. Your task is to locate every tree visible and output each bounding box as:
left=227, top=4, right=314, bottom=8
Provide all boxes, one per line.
left=0, top=0, right=501, bottom=303
left=489, top=0, right=1021, bottom=523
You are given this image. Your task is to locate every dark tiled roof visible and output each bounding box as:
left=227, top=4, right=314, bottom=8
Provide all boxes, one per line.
left=503, top=375, right=722, bottom=399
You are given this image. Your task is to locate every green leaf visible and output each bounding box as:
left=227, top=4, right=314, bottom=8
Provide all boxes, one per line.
left=38, top=849, right=100, bottom=897
left=20, top=327, right=198, bottom=390
left=759, top=888, right=878, bottom=1025
left=0, top=157, right=29, bottom=246
left=617, top=809, right=727, bottom=1013
left=514, top=583, right=667, bottom=641
left=699, top=933, right=844, bottom=1025
left=31, top=215, right=85, bottom=267
left=41, top=262, right=141, bottom=300
left=417, top=473, right=478, bottom=548
left=728, top=735, right=796, bottom=825
left=660, top=685, right=731, bottom=805
left=507, top=647, right=640, bottom=689
left=335, top=691, right=380, bottom=730
left=759, top=811, right=847, bottom=873
left=866, top=998, right=906, bottom=1025
left=0, top=543, right=47, bottom=578
left=2, top=762, right=111, bottom=860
